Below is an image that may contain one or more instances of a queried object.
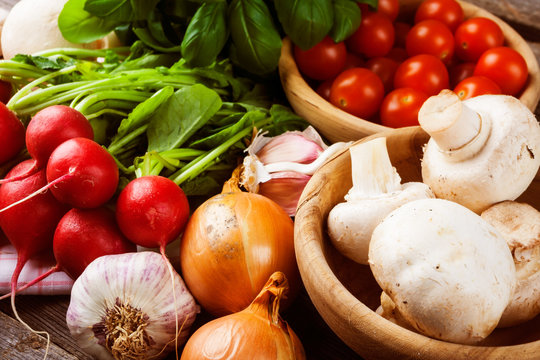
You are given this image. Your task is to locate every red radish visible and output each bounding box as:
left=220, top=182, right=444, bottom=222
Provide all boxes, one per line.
left=0, top=137, right=119, bottom=215
left=115, top=175, right=190, bottom=252
left=0, top=102, right=25, bottom=165
left=0, top=105, right=94, bottom=184
left=1, top=207, right=137, bottom=299
left=115, top=175, right=190, bottom=358
left=0, top=159, right=69, bottom=340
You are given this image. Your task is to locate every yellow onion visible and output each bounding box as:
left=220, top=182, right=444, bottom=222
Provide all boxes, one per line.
left=180, top=175, right=299, bottom=317
left=180, top=272, right=305, bottom=359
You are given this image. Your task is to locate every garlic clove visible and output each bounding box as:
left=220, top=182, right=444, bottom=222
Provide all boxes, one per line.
left=257, top=171, right=311, bottom=216
left=256, top=132, right=324, bottom=164
left=66, top=251, right=199, bottom=360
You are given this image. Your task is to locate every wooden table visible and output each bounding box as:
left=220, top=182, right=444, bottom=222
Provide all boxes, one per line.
left=1, top=0, right=539, bottom=359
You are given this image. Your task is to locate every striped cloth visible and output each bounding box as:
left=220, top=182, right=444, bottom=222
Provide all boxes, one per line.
left=0, top=244, right=73, bottom=295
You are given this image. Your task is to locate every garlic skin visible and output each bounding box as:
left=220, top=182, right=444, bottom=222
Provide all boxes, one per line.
left=240, top=126, right=349, bottom=216
left=66, top=252, right=199, bottom=360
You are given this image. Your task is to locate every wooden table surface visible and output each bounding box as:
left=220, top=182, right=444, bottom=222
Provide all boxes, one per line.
left=0, top=0, right=539, bottom=359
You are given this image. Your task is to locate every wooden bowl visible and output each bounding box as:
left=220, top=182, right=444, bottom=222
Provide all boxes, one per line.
left=279, top=0, right=540, bottom=143
left=294, top=126, right=540, bottom=359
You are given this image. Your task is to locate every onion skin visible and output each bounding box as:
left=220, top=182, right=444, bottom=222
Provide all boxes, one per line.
left=180, top=272, right=306, bottom=360
left=180, top=191, right=299, bottom=317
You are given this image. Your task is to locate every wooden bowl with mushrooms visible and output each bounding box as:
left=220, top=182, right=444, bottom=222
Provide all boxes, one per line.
left=279, top=0, right=540, bottom=143
left=294, top=114, right=540, bottom=358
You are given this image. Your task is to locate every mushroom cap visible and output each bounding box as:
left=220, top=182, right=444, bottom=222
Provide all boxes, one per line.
left=421, top=95, right=540, bottom=213
left=369, top=198, right=516, bottom=344
left=481, top=200, right=540, bottom=328
left=328, top=182, right=433, bottom=264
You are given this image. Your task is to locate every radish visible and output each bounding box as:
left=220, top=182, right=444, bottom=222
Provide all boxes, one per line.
left=0, top=105, right=94, bottom=184
left=0, top=102, right=25, bottom=165
left=1, top=206, right=137, bottom=299
left=115, top=175, right=190, bottom=359
left=0, top=159, right=69, bottom=348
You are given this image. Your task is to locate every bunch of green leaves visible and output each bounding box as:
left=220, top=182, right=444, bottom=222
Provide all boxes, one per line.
left=58, top=0, right=377, bottom=76
left=0, top=44, right=307, bottom=198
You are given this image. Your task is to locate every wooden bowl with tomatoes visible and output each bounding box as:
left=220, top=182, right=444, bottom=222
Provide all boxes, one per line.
left=279, top=0, right=540, bottom=143
left=294, top=125, right=540, bottom=359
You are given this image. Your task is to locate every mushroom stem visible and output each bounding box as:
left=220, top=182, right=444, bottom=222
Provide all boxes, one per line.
left=419, top=90, right=491, bottom=161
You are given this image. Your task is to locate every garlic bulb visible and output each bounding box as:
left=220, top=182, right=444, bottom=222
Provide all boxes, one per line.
left=66, top=251, right=199, bottom=360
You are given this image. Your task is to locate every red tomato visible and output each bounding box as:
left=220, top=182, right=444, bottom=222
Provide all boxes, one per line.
left=414, top=0, right=464, bottom=31
left=394, top=22, right=412, bottom=48
left=474, top=46, right=528, bottom=96
left=346, top=12, right=395, bottom=58
left=366, top=56, right=400, bottom=92
left=0, top=80, right=12, bottom=104
left=316, top=79, right=333, bottom=100
left=454, top=17, right=504, bottom=62
left=406, top=19, right=455, bottom=64
left=377, top=0, right=400, bottom=21
left=329, top=68, right=384, bottom=119
left=448, top=61, right=476, bottom=88
left=394, top=54, right=449, bottom=95
left=343, top=52, right=365, bottom=70
left=294, top=36, right=347, bottom=81
left=387, top=47, right=408, bottom=62
left=453, top=75, right=502, bottom=100
left=380, top=87, right=429, bottom=128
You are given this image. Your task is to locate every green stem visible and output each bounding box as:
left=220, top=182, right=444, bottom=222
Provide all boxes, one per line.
left=108, top=125, right=148, bottom=155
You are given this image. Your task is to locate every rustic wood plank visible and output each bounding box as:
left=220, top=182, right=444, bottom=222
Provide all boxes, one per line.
left=0, top=310, right=78, bottom=359
left=0, top=296, right=92, bottom=359
left=466, top=0, right=540, bottom=32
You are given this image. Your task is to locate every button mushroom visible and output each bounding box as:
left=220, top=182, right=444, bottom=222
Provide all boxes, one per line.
left=481, top=200, right=540, bottom=328
left=419, top=90, right=540, bottom=213
left=327, top=137, right=433, bottom=264
left=369, top=198, right=516, bottom=344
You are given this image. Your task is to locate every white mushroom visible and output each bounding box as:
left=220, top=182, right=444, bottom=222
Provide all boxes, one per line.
left=1, top=0, right=121, bottom=59
left=369, top=198, right=516, bottom=344
left=327, top=137, right=433, bottom=264
left=481, top=200, right=540, bottom=328
left=419, top=90, right=540, bottom=213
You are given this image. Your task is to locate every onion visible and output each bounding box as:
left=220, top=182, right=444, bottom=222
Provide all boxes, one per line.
left=180, top=272, right=306, bottom=359
left=180, top=178, right=299, bottom=317
left=66, top=251, right=199, bottom=360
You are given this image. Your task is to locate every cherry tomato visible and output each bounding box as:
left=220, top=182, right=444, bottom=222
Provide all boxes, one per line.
left=406, top=19, right=455, bottom=64
left=394, top=54, right=449, bottom=95
left=316, top=79, right=333, bottom=100
left=294, top=36, right=347, bottom=81
left=377, top=0, right=400, bottom=21
left=0, top=80, right=13, bottom=104
left=366, top=56, right=400, bottom=92
left=394, top=22, right=412, bottom=48
left=474, top=46, right=528, bottom=96
left=387, top=47, right=409, bottom=62
left=454, top=17, right=504, bottom=62
left=346, top=12, right=395, bottom=58
left=380, top=87, right=429, bottom=128
left=453, top=75, right=502, bottom=100
left=414, top=0, right=464, bottom=31
left=329, top=68, right=384, bottom=119
left=448, top=61, right=476, bottom=88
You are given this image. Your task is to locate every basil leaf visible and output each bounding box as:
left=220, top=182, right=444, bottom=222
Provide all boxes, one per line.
left=147, top=84, right=222, bottom=152
left=228, top=0, right=282, bottom=75
left=181, top=2, right=228, bottom=67
left=330, top=0, right=362, bottom=42
left=274, top=0, right=334, bottom=50
left=59, top=0, right=120, bottom=43
left=357, top=0, right=378, bottom=10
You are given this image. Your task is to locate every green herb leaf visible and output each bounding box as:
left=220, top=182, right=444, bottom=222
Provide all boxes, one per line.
left=59, top=0, right=121, bottom=43
left=330, top=0, right=362, bottom=42
left=274, top=0, right=334, bottom=50
left=181, top=2, right=229, bottom=67
left=147, top=84, right=222, bottom=152
left=228, top=0, right=282, bottom=75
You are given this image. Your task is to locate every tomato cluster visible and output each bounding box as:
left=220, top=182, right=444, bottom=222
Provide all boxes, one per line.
left=293, top=0, right=529, bottom=128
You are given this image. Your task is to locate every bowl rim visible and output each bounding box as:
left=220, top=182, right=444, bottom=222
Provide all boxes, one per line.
left=294, top=126, right=540, bottom=359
